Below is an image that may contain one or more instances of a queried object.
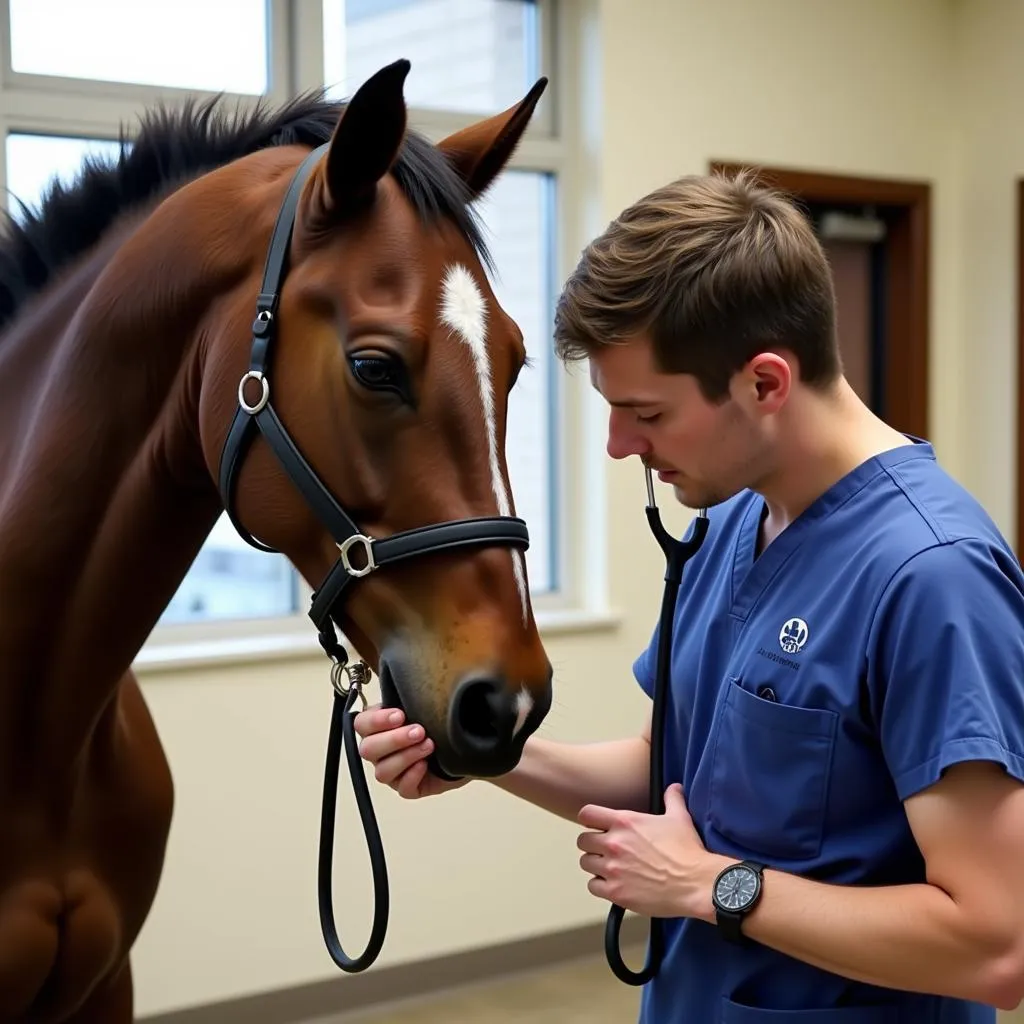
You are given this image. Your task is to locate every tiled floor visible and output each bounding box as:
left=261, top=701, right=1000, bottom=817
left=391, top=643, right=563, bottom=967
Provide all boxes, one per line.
left=315, top=948, right=644, bottom=1024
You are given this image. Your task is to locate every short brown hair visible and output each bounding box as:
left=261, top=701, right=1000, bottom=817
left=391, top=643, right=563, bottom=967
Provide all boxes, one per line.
left=553, top=168, right=840, bottom=401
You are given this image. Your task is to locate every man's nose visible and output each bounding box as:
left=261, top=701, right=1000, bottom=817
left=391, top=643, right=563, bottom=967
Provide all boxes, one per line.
left=606, top=410, right=648, bottom=461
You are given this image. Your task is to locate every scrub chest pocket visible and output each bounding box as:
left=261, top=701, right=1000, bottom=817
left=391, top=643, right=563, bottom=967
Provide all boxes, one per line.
left=709, top=678, right=839, bottom=860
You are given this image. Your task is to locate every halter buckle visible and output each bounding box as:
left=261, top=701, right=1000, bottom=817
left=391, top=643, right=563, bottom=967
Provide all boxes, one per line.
left=238, top=370, right=270, bottom=414
left=337, top=534, right=377, bottom=577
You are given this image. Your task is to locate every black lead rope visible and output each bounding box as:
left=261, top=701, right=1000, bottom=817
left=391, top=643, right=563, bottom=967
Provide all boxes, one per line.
left=604, top=471, right=709, bottom=985
left=316, top=640, right=390, bottom=973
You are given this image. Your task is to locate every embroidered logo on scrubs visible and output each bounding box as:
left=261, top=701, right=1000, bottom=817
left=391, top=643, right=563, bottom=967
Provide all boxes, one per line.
left=779, top=617, right=809, bottom=654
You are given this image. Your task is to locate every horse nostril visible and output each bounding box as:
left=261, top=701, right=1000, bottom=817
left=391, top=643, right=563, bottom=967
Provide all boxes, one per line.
left=450, top=676, right=509, bottom=753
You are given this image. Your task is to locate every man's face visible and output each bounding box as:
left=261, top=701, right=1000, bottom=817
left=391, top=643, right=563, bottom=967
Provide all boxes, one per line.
left=589, top=334, right=773, bottom=510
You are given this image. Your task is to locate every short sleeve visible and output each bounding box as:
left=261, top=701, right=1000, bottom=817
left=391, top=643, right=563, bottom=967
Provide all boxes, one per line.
left=867, top=538, right=1024, bottom=801
left=632, top=619, right=660, bottom=700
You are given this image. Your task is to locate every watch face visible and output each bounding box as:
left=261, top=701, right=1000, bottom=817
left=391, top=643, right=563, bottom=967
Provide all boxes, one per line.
left=714, top=866, right=759, bottom=911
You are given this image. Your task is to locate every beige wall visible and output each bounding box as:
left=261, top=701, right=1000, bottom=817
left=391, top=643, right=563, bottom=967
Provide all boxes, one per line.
left=131, top=0, right=1022, bottom=1018
left=954, top=0, right=1023, bottom=538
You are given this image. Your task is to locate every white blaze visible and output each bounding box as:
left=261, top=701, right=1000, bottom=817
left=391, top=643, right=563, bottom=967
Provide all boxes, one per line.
left=440, top=262, right=528, bottom=625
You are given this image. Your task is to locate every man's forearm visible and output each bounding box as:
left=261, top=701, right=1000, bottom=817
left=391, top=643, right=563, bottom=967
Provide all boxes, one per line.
left=488, top=735, right=650, bottom=823
left=698, top=855, right=1024, bottom=1010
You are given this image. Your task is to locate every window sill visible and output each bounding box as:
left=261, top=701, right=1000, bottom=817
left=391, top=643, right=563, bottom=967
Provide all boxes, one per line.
left=133, top=606, right=624, bottom=676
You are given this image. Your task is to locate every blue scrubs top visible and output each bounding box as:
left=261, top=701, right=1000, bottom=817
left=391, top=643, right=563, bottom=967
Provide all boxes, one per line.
left=632, top=439, right=1024, bottom=1023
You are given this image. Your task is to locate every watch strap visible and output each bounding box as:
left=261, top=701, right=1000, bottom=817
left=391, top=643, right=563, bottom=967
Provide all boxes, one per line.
left=716, top=905, right=747, bottom=945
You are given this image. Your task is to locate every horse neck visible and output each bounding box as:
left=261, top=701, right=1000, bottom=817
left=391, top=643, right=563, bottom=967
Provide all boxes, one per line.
left=0, top=160, right=276, bottom=775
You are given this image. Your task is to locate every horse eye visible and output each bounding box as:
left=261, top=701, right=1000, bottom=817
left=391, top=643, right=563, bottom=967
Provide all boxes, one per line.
left=349, top=354, right=403, bottom=392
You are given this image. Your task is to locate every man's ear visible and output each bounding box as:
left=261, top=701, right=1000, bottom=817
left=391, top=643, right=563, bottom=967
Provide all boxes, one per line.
left=744, top=353, right=792, bottom=413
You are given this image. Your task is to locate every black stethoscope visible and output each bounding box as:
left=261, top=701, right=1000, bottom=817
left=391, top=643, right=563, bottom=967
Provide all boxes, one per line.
left=603, top=463, right=710, bottom=984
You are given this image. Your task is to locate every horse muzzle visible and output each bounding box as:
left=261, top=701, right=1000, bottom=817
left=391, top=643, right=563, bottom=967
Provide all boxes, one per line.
left=379, top=656, right=552, bottom=780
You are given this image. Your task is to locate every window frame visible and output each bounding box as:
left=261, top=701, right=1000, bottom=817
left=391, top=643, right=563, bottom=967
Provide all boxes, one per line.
left=0, top=0, right=615, bottom=670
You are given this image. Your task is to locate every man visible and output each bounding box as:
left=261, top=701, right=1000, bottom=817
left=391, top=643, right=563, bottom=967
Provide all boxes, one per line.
left=354, top=169, right=1024, bottom=1021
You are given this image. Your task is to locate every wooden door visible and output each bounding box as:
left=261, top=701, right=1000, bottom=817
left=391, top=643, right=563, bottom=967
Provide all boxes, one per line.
left=820, top=234, right=877, bottom=411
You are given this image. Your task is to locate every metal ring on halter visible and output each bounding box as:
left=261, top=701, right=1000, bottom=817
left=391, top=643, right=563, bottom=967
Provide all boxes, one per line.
left=330, top=660, right=370, bottom=709
left=337, top=534, right=377, bottom=577
left=238, top=370, right=270, bottom=414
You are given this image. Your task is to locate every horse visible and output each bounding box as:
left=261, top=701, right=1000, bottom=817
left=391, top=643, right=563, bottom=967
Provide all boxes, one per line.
left=0, top=59, right=554, bottom=1022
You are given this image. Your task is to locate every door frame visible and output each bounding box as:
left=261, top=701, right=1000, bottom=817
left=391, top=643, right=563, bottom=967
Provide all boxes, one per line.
left=711, top=162, right=931, bottom=441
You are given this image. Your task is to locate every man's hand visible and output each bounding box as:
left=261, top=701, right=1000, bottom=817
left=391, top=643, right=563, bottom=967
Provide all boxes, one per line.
left=354, top=704, right=469, bottom=800
left=576, top=782, right=727, bottom=920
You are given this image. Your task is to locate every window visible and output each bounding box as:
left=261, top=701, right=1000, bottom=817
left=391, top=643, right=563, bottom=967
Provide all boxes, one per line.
left=9, top=0, right=269, bottom=94
left=1, top=0, right=577, bottom=657
left=475, top=169, right=558, bottom=592
left=323, top=0, right=541, bottom=114
left=2, top=132, right=301, bottom=627
left=322, top=0, right=560, bottom=596
left=4, top=134, right=122, bottom=219
left=160, top=516, right=299, bottom=625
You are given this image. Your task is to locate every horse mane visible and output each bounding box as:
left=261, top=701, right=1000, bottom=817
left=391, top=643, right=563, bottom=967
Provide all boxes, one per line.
left=0, top=91, right=491, bottom=333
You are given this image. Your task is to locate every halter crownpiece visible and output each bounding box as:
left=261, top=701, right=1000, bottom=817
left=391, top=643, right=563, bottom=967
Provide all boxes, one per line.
left=216, top=142, right=533, bottom=973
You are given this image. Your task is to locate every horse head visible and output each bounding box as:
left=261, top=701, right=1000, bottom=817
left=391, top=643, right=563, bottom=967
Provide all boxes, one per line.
left=198, top=61, right=553, bottom=780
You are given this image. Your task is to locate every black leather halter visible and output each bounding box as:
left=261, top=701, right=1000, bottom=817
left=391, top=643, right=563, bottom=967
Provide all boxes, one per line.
left=217, top=143, right=531, bottom=973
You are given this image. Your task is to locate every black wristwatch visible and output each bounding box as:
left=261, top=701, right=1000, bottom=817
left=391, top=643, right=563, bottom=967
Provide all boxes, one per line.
left=711, top=859, right=764, bottom=945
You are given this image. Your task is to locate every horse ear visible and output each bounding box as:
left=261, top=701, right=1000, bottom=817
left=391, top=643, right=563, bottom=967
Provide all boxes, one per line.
left=437, top=77, right=548, bottom=199
left=323, top=58, right=411, bottom=211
